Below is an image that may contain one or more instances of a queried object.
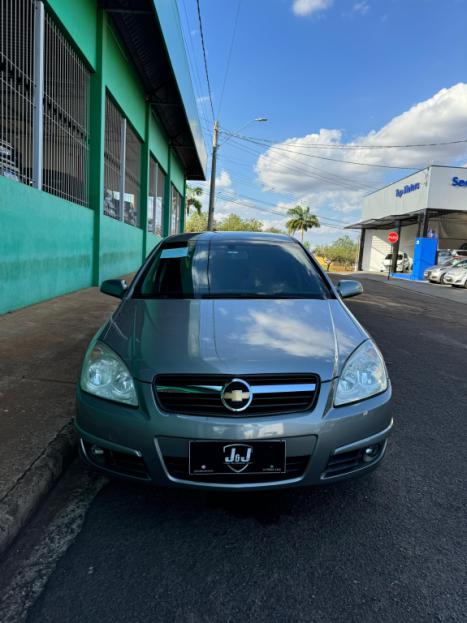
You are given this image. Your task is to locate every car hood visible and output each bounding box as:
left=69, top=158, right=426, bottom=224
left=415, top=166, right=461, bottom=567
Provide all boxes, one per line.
left=102, top=298, right=368, bottom=383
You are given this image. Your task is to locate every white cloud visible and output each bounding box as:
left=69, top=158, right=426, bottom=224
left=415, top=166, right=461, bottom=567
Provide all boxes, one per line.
left=215, top=169, right=232, bottom=189
left=256, top=83, right=467, bottom=195
left=254, top=83, right=467, bottom=241
left=292, top=0, right=333, bottom=17
left=353, top=1, right=370, bottom=15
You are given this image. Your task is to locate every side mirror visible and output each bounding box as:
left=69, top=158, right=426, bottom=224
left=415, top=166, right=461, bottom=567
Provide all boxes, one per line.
left=337, top=279, right=363, bottom=299
left=100, top=279, right=128, bottom=299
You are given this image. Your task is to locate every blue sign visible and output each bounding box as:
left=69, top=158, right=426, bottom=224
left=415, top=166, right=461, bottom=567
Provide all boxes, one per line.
left=395, top=182, right=420, bottom=198
left=451, top=176, right=467, bottom=187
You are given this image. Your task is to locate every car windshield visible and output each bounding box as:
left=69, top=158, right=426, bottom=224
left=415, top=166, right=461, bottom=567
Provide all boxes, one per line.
left=136, top=238, right=331, bottom=299
left=384, top=254, right=403, bottom=260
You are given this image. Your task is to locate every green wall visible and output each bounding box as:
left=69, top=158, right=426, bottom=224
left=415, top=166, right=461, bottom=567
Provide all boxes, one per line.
left=0, top=2, right=188, bottom=316
left=0, top=178, right=94, bottom=314
left=100, top=216, right=144, bottom=281
left=104, top=22, right=146, bottom=139
left=171, top=151, right=185, bottom=195
left=46, top=0, right=97, bottom=69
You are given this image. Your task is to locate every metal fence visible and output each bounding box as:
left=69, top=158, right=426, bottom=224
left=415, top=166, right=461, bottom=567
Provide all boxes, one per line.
left=42, top=11, right=90, bottom=206
left=103, top=95, right=122, bottom=220
left=124, top=123, right=141, bottom=226
left=148, top=156, right=165, bottom=236
left=0, top=0, right=35, bottom=185
left=103, top=93, right=142, bottom=227
left=0, top=0, right=90, bottom=205
left=170, top=184, right=181, bottom=235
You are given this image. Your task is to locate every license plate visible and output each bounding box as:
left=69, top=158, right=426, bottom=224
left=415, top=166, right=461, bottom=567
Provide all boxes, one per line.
left=189, top=440, right=286, bottom=475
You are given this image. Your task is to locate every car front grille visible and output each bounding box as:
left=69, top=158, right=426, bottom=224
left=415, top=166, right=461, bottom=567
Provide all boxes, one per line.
left=163, top=455, right=309, bottom=483
left=154, top=374, right=319, bottom=417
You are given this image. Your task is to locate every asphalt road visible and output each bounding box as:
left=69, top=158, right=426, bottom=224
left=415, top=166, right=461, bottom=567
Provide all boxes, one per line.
left=4, top=278, right=467, bottom=622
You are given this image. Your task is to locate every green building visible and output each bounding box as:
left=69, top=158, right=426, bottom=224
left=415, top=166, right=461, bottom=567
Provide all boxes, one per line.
left=0, top=0, right=207, bottom=314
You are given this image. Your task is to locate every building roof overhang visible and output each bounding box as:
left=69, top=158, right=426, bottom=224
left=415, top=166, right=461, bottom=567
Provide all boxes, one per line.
left=101, top=0, right=207, bottom=180
left=346, top=208, right=466, bottom=231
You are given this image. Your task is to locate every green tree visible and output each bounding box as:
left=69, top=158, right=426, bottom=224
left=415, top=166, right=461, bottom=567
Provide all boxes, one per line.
left=217, top=213, right=264, bottom=232
left=314, top=235, right=359, bottom=272
left=185, top=210, right=209, bottom=232
left=186, top=185, right=203, bottom=215
left=286, top=205, right=320, bottom=242
left=264, top=226, right=285, bottom=234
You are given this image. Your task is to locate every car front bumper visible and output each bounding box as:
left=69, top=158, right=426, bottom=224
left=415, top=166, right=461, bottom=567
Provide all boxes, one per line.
left=75, top=380, right=393, bottom=490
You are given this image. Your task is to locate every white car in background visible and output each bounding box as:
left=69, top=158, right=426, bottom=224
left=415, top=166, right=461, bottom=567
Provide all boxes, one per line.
left=429, top=258, right=467, bottom=283
left=443, top=266, right=467, bottom=288
left=380, top=252, right=412, bottom=273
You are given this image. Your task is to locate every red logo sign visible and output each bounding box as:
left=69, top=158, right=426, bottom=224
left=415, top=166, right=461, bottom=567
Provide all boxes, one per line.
left=388, top=231, right=399, bottom=244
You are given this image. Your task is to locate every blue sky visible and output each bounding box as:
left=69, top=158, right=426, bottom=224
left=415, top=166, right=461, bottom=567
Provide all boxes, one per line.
left=178, top=0, right=467, bottom=244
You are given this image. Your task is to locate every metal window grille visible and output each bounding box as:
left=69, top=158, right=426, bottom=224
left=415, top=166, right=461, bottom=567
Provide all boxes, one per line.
left=0, top=0, right=35, bottom=185
left=170, top=185, right=181, bottom=234
left=124, top=123, right=141, bottom=226
left=148, top=155, right=164, bottom=235
left=157, top=165, right=165, bottom=233
left=42, top=12, right=90, bottom=206
left=103, top=93, right=142, bottom=228
left=103, top=95, right=122, bottom=220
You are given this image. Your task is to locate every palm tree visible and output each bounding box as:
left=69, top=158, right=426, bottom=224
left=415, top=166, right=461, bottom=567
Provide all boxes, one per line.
left=286, top=205, right=320, bottom=242
left=186, top=185, right=203, bottom=215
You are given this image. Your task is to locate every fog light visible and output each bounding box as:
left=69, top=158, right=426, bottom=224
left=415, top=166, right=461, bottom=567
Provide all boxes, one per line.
left=91, top=445, right=104, bottom=457
left=363, top=444, right=380, bottom=462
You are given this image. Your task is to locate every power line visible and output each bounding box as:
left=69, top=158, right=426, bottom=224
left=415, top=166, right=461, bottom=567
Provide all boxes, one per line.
left=226, top=132, right=419, bottom=170
left=217, top=0, right=241, bottom=117
left=180, top=0, right=213, bottom=128
left=196, top=0, right=215, bottom=122
left=228, top=138, right=376, bottom=192
left=221, top=130, right=467, bottom=150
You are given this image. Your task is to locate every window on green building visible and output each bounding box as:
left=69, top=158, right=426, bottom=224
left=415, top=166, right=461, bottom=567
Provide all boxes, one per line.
left=170, top=185, right=182, bottom=235
left=103, top=93, right=142, bottom=227
left=0, top=0, right=35, bottom=186
left=0, top=0, right=90, bottom=206
left=42, top=12, right=90, bottom=207
left=148, top=156, right=165, bottom=236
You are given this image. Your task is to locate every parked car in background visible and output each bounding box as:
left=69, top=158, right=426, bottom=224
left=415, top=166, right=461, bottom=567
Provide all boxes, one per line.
left=428, top=258, right=467, bottom=283
left=437, top=250, right=453, bottom=263
left=424, top=257, right=457, bottom=281
left=380, top=252, right=411, bottom=273
left=443, top=266, right=467, bottom=288
left=451, top=243, right=467, bottom=259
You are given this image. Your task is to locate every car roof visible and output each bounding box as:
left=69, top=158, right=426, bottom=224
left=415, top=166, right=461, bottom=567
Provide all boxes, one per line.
left=164, top=231, right=295, bottom=244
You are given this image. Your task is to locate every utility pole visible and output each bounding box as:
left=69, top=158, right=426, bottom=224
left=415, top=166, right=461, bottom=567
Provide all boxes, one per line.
left=207, top=120, right=219, bottom=231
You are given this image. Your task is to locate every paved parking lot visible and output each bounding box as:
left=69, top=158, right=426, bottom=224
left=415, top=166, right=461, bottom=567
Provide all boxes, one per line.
left=1, top=276, right=465, bottom=623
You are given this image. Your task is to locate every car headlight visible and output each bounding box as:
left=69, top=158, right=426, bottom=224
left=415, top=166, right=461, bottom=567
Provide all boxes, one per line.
left=335, top=340, right=388, bottom=406
left=80, top=341, right=138, bottom=406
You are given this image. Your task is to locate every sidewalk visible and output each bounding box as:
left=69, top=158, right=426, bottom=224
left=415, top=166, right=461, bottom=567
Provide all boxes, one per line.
left=0, top=282, right=125, bottom=555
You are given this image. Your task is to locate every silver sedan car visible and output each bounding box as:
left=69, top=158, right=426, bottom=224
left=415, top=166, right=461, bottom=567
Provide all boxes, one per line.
left=76, top=232, right=392, bottom=490
left=443, top=266, right=467, bottom=287
left=428, top=258, right=467, bottom=283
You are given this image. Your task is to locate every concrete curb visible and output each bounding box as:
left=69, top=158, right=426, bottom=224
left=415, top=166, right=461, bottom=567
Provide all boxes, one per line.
left=0, top=422, right=77, bottom=558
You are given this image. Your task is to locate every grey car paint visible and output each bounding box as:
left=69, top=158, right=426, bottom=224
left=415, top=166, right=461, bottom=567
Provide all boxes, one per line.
left=101, top=298, right=367, bottom=382
left=76, top=232, right=392, bottom=490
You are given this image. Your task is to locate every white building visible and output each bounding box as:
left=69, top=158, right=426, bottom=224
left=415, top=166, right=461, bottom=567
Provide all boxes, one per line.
left=350, top=165, right=467, bottom=271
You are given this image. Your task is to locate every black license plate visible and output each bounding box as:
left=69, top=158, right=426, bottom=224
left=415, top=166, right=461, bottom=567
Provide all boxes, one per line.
left=189, top=440, right=286, bottom=476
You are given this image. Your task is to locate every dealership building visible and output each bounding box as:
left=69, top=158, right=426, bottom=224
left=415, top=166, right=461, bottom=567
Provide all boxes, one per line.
left=0, top=0, right=206, bottom=314
left=350, top=165, right=467, bottom=272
